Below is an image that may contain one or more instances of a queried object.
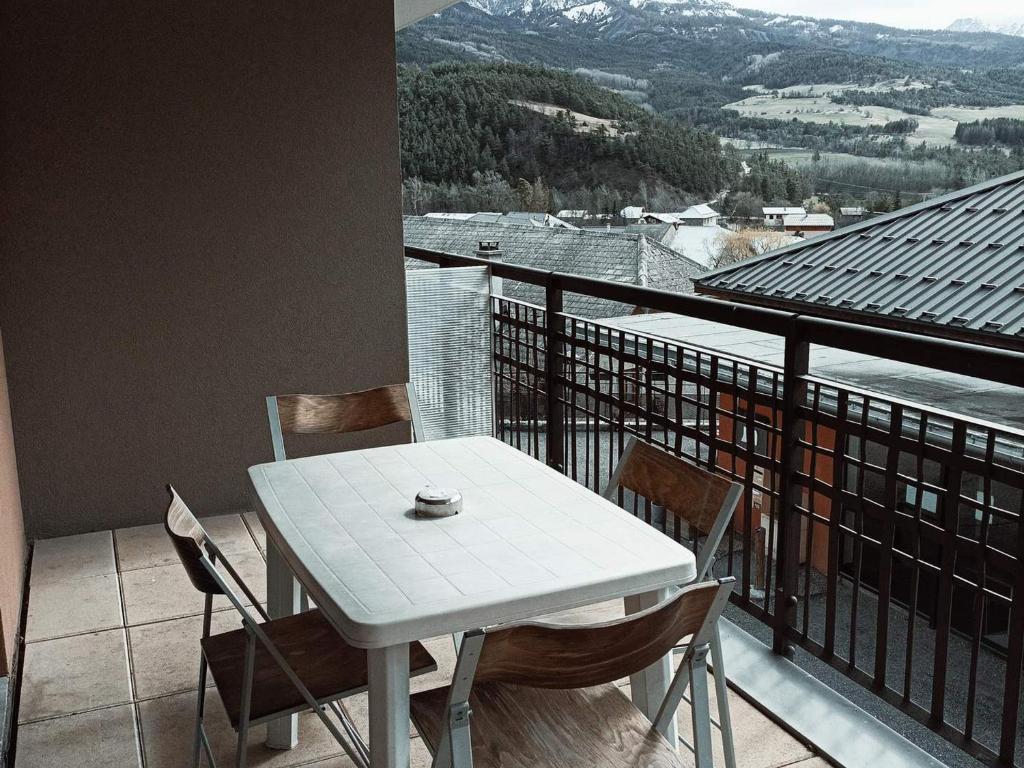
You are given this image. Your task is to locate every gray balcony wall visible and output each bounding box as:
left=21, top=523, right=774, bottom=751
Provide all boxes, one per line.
left=0, top=2, right=409, bottom=538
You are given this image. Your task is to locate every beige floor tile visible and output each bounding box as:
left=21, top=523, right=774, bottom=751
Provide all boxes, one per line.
left=338, top=691, right=417, bottom=739
left=129, top=610, right=244, bottom=699
left=25, top=573, right=123, bottom=642
left=30, top=531, right=116, bottom=585
left=116, top=514, right=258, bottom=571
left=138, top=689, right=347, bottom=768
left=783, top=759, right=834, bottom=767
left=14, top=704, right=141, bottom=768
left=19, top=629, right=132, bottom=723
left=675, top=673, right=814, bottom=768
left=410, top=635, right=458, bottom=694
left=121, top=551, right=266, bottom=625
left=244, top=511, right=267, bottom=552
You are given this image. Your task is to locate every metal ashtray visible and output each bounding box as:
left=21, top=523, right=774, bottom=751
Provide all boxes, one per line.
left=415, top=487, right=463, bottom=518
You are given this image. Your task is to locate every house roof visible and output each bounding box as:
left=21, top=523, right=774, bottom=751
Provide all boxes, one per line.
left=676, top=204, right=718, bottom=219
left=840, top=207, right=868, bottom=216
left=695, top=169, right=1024, bottom=350
left=596, top=312, right=1024, bottom=433
left=783, top=213, right=834, bottom=228
left=642, top=212, right=680, bottom=224
left=404, top=216, right=703, bottom=318
left=763, top=207, right=805, bottom=216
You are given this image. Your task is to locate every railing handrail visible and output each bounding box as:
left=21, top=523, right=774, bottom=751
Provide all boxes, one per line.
left=405, top=246, right=1024, bottom=389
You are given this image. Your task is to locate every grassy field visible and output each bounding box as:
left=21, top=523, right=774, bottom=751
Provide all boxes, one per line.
left=723, top=90, right=1024, bottom=147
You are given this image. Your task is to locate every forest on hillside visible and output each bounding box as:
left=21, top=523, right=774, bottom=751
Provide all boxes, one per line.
left=397, top=62, right=807, bottom=213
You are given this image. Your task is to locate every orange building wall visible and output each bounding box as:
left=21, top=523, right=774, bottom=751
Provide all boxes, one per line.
left=716, top=393, right=836, bottom=578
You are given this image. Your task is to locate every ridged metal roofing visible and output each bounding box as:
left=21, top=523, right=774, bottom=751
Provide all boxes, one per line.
left=697, top=170, right=1024, bottom=347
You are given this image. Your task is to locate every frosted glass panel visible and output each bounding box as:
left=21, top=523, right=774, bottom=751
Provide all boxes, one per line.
left=407, top=266, right=493, bottom=440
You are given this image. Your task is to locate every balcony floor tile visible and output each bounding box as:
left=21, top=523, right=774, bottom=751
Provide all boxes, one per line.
left=244, top=511, right=267, bottom=553
left=129, top=610, right=244, bottom=700
left=30, top=531, right=116, bottom=585
left=14, top=705, right=141, bottom=768
left=137, top=689, right=348, bottom=768
left=120, top=551, right=266, bottom=626
left=25, top=573, right=123, bottom=643
left=115, top=513, right=258, bottom=572
left=18, top=628, right=132, bottom=723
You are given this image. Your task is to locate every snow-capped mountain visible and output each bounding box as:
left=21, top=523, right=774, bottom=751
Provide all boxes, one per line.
left=947, top=17, right=1024, bottom=37
left=465, top=0, right=737, bottom=18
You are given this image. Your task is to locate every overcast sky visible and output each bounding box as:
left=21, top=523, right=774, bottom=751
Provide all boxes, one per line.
left=733, top=0, right=1019, bottom=31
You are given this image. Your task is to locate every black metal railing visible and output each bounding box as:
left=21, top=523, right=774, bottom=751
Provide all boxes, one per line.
left=406, top=246, right=1024, bottom=767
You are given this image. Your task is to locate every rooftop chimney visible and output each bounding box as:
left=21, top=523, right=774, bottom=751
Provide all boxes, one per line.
left=475, top=240, right=503, bottom=296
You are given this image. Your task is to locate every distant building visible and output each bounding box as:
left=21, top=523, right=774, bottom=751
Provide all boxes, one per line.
left=782, top=213, right=834, bottom=237
left=404, top=216, right=703, bottom=318
left=620, top=206, right=645, bottom=223
left=839, top=206, right=870, bottom=226
left=671, top=204, right=720, bottom=227
left=639, top=212, right=679, bottom=225
left=763, top=206, right=805, bottom=225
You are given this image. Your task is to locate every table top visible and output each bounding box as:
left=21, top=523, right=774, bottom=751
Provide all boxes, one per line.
left=248, top=436, right=696, bottom=647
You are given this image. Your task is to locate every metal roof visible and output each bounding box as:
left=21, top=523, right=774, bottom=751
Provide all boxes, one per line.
left=403, top=216, right=703, bottom=318
left=696, top=170, right=1024, bottom=350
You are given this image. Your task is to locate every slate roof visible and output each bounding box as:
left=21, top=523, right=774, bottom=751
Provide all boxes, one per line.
left=696, top=170, right=1024, bottom=350
left=404, top=216, right=703, bottom=318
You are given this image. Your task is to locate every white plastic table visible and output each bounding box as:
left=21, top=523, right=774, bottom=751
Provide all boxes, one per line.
left=249, top=436, right=697, bottom=768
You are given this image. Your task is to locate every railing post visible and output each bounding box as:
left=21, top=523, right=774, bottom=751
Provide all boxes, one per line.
left=1000, top=514, right=1024, bottom=766
left=773, top=319, right=810, bottom=655
left=545, top=275, right=565, bottom=473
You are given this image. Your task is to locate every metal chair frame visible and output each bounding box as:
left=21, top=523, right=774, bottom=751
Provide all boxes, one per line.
left=171, top=494, right=371, bottom=768
left=431, top=578, right=735, bottom=768
left=602, top=437, right=743, bottom=768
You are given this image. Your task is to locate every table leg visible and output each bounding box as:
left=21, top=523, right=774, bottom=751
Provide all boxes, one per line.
left=266, top=540, right=301, bottom=749
left=368, top=644, right=411, bottom=768
left=625, top=587, right=679, bottom=750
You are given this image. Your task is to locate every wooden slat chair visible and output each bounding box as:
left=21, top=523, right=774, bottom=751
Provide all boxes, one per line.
left=164, top=486, right=437, bottom=768
left=265, top=382, right=425, bottom=461
left=602, top=437, right=743, bottom=768
left=410, top=578, right=735, bottom=768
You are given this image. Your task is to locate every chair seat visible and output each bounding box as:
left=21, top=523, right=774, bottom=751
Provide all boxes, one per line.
left=202, top=609, right=437, bottom=728
left=410, top=681, right=685, bottom=768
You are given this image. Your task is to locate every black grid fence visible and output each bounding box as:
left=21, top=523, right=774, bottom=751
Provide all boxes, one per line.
left=408, top=247, right=1024, bottom=767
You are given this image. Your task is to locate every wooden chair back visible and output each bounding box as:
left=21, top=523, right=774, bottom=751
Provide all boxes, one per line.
left=266, top=382, right=424, bottom=461
left=473, top=578, right=733, bottom=690
left=164, top=485, right=223, bottom=596
left=604, top=438, right=742, bottom=578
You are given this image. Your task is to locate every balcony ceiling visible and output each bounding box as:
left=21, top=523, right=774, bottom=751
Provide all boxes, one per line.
left=395, top=0, right=460, bottom=30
